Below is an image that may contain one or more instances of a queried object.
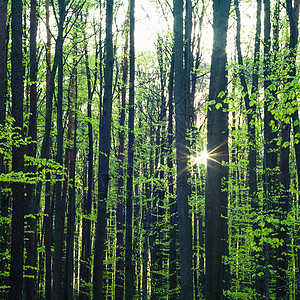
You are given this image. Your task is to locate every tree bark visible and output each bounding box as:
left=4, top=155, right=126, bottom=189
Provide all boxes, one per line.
left=63, top=34, right=77, bottom=300
left=79, top=22, right=94, bottom=300
left=263, top=1, right=278, bottom=297
left=52, top=1, right=66, bottom=298
left=24, top=1, right=38, bottom=298
left=205, top=1, right=231, bottom=299
left=44, top=1, right=52, bottom=298
left=93, top=0, right=114, bottom=298
left=9, top=0, right=25, bottom=298
left=115, top=9, right=129, bottom=299
left=167, top=52, right=178, bottom=300
left=0, top=0, right=9, bottom=294
left=125, top=0, right=135, bottom=298
left=174, top=0, right=193, bottom=298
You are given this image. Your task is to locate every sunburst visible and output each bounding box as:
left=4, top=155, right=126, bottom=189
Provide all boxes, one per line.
left=192, top=149, right=210, bottom=166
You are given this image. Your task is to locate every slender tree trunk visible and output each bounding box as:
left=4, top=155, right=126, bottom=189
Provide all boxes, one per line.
left=24, top=1, right=38, bottom=298
left=63, top=39, right=77, bottom=300
left=142, top=134, right=154, bottom=300
left=93, top=0, right=114, bottom=298
left=0, top=0, right=7, bottom=131
left=234, top=0, right=258, bottom=201
left=276, top=122, right=290, bottom=298
left=205, top=1, right=231, bottom=299
left=285, top=1, right=300, bottom=297
left=44, top=2, right=52, bottom=298
left=263, top=1, right=278, bottom=298
left=125, top=0, right=135, bottom=298
left=9, top=0, right=25, bottom=298
left=115, top=10, right=129, bottom=299
left=174, top=0, right=193, bottom=298
left=167, top=53, right=178, bottom=300
left=52, top=1, right=66, bottom=298
left=79, top=23, right=94, bottom=300
left=0, top=0, right=9, bottom=294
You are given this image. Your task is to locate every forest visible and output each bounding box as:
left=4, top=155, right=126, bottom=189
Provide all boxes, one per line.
left=1, top=0, right=300, bottom=299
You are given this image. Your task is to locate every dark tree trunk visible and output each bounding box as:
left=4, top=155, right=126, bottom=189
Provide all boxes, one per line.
left=9, top=0, right=25, bottom=298
left=205, top=1, right=231, bottom=299
left=125, top=0, right=135, bottom=298
left=174, top=0, right=193, bottom=298
left=142, top=131, right=154, bottom=300
left=52, top=1, right=66, bottom=298
left=234, top=0, right=258, bottom=201
left=115, top=9, right=129, bottom=299
left=285, top=1, right=300, bottom=297
left=276, top=122, right=290, bottom=298
left=0, top=0, right=7, bottom=129
left=24, top=1, right=38, bottom=298
left=263, top=1, right=278, bottom=297
left=79, top=23, right=94, bottom=300
left=0, top=0, right=8, bottom=294
left=63, top=41, right=77, bottom=300
left=93, top=0, right=114, bottom=298
left=167, top=53, right=178, bottom=300
left=44, top=2, right=52, bottom=298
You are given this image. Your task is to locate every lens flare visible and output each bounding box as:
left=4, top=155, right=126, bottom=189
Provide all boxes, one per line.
left=192, top=149, right=209, bottom=165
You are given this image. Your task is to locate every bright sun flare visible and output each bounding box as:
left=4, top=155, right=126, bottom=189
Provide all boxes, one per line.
left=192, top=149, right=209, bottom=165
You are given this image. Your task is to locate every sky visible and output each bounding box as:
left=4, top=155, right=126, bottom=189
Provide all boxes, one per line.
left=135, top=0, right=171, bottom=52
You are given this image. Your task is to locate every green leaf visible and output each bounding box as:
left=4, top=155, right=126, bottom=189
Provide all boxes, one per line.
left=216, top=103, right=222, bottom=110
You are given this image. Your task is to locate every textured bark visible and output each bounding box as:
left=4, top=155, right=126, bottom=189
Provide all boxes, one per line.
left=0, top=0, right=7, bottom=128
left=142, top=135, right=154, bottom=300
left=125, top=0, right=135, bottom=298
left=24, top=1, right=38, bottom=298
left=234, top=0, right=258, bottom=202
left=276, top=122, right=290, bottom=298
left=174, top=0, right=193, bottom=298
left=115, top=9, right=129, bottom=299
left=63, top=40, right=77, bottom=300
left=9, top=0, right=25, bottom=298
left=0, top=0, right=8, bottom=294
left=93, top=0, right=114, bottom=298
left=44, top=2, right=52, bottom=298
left=205, top=1, right=231, bottom=299
left=167, top=53, right=178, bottom=300
left=52, top=1, right=66, bottom=298
left=263, top=1, right=278, bottom=297
left=79, top=25, right=94, bottom=300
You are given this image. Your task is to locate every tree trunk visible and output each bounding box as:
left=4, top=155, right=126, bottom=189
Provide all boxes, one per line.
left=9, top=0, right=25, bottom=298
left=115, top=9, right=129, bottom=299
left=24, top=1, right=38, bottom=298
left=0, top=0, right=9, bottom=294
left=79, top=22, right=94, bottom=300
left=263, top=1, right=278, bottom=297
left=52, top=1, right=66, bottom=298
left=174, top=0, right=193, bottom=298
left=205, top=1, right=231, bottom=299
left=44, top=1, right=52, bottom=298
left=63, top=38, right=77, bottom=300
left=167, top=53, right=178, bottom=300
left=125, top=0, right=135, bottom=298
left=93, top=0, right=114, bottom=298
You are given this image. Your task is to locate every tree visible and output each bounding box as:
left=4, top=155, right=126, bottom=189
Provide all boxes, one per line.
left=93, top=0, right=114, bottom=298
left=205, top=1, right=231, bottom=299
left=24, top=1, right=38, bottom=298
left=0, top=0, right=8, bottom=293
left=52, top=0, right=67, bottom=298
left=9, top=0, right=25, bottom=298
left=174, top=0, right=193, bottom=298
left=115, top=7, right=129, bottom=299
left=125, top=0, right=135, bottom=298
